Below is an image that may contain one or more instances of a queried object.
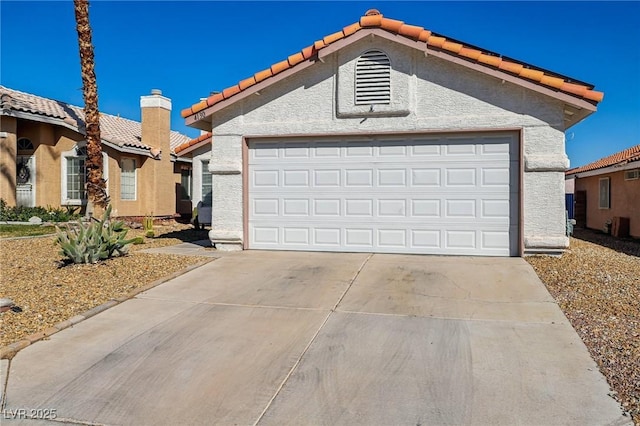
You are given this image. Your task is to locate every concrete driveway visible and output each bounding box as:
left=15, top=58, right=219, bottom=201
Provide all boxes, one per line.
left=1, top=251, right=630, bottom=425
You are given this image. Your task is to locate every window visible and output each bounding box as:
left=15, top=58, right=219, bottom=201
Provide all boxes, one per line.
left=355, top=50, right=391, bottom=105
left=65, top=146, right=87, bottom=203
left=61, top=144, right=108, bottom=205
left=120, top=158, right=136, bottom=200
left=599, top=177, right=610, bottom=209
left=180, top=168, right=192, bottom=200
left=17, top=138, right=34, bottom=151
left=201, top=160, right=212, bottom=205
left=624, top=169, right=639, bottom=180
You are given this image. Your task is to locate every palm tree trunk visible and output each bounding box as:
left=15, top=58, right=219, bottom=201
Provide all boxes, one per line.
left=73, top=0, right=109, bottom=210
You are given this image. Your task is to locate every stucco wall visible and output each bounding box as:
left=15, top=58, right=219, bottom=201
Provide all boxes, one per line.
left=2, top=117, right=182, bottom=218
left=0, top=116, right=17, bottom=204
left=204, top=35, right=570, bottom=252
left=575, top=170, right=640, bottom=238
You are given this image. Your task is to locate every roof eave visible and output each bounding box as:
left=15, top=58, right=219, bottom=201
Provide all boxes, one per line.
left=184, top=54, right=318, bottom=129
left=183, top=27, right=599, bottom=128
left=566, top=159, right=640, bottom=178
left=175, top=137, right=212, bottom=156
left=2, top=110, right=154, bottom=156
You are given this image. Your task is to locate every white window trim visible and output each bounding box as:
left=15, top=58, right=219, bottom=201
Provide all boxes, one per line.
left=120, top=157, right=137, bottom=201
left=60, top=143, right=109, bottom=205
left=598, top=177, right=610, bottom=209
left=201, top=158, right=212, bottom=204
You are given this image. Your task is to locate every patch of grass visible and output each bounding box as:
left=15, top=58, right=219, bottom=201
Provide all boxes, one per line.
left=0, top=224, right=57, bottom=238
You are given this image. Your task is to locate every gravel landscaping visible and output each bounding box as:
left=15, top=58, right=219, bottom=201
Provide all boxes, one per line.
left=0, top=223, right=211, bottom=349
left=527, top=229, right=640, bottom=425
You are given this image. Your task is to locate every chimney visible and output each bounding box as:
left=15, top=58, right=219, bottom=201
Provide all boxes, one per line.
left=140, top=89, right=174, bottom=216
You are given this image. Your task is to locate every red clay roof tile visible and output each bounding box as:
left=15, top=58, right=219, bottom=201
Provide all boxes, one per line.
left=301, top=45, right=315, bottom=59
left=324, top=30, right=346, bottom=45
left=174, top=132, right=213, bottom=155
left=238, top=77, right=257, bottom=91
left=380, top=18, right=404, bottom=32
left=426, top=35, right=446, bottom=48
left=417, top=30, right=431, bottom=43
left=182, top=9, right=604, bottom=119
left=499, top=61, right=524, bottom=74
left=360, top=13, right=383, bottom=27
left=540, top=75, right=565, bottom=89
left=254, top=69, right=272, bottom=83
left=313, top=40, right=325, bottom=50
left=519, top=68, right=545, bottom=81
left=270, top=59, right=290, bottom=75
left=287, top=52, right=304, bottom=67
left=397, top=23, right=423, bottom=40
left=478, top=54, right=502, bottom=68
left=459, top=47, right=482, bottom=60
left=342, top=22, right=361, bottom=37
left=442, top=40, right=464, bottom=54
left=567, top=144, right=640, bottom=175
left=222, top=85, right=241, bottom=99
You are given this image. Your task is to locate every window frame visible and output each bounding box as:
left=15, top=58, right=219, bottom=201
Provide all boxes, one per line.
left=201, top=159, right=212, bottom=205
left=120, top=157, right=137, bottom=201
left=180, top=167, right=192, bottom=200
left=598, top=177, right=610, bottom=209
left=60, top=143, right=108, bottom=206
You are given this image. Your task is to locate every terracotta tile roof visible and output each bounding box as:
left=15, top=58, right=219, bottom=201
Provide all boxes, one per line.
left=182, top=9, right=603, bottom=119
left=567, top=144, right=640, bottom=175
left=0, top=85, right=190, bottom=153
left=174, top=132, right=212, bottom=155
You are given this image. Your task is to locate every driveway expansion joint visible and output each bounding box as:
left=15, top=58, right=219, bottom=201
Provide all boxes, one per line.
left=252, top=252, right=374, bottom=426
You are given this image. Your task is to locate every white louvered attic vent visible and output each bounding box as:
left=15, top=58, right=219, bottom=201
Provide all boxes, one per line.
left=355, top=50, right=391, bottom=105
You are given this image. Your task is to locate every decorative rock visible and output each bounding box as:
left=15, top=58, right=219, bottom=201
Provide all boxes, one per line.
left=28, top=216, right=42, bottom=224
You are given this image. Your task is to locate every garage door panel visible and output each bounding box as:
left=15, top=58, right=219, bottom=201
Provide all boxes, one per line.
left=378, top=199, right=407, bottom=217
left=411, top=168, right=441, bottom=186
left=314, top=169, right=341, bottom=186
left=377, top=169, right=407, bottom=186
left=249, top=134, right=518, bottom=256
left=345, top=199, right=373, bottom=217
left=283, top=199, right=309, bottom=216
left=345, top=169, right=374, bottom=186
left=445, top=168, right=476, bottom=186
left=253, top=199, right=279, bottom=216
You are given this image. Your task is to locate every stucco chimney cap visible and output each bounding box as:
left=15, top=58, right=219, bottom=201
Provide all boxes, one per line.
left=365, top=9, right=381, bottom=16
left=151, top=89, right=162, bottom=96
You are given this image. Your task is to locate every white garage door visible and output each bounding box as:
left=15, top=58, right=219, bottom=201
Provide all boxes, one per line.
left=248, top=133, right=519, bottom=256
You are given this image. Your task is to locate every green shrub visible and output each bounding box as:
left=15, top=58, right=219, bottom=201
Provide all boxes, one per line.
left=55, top=205, right=137, bottom=264
left=0, top=199, right=81, bottom=222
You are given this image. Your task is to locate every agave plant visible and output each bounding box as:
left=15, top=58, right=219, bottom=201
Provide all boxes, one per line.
left=55, top=205, right=138, bottom=264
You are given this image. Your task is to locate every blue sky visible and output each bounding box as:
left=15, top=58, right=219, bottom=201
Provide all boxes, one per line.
left=1, top=1, right=639, bottom=167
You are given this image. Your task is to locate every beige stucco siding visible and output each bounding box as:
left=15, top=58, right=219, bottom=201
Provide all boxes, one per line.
left=3, top=118, right=181, bottom=218
left=0, top=116, right=17, bottom=204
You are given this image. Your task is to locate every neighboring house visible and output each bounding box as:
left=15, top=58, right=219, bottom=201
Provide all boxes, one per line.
left=566, top=144, right=640, bottom=238
left=0, top=86, right=194, bottom=218
left=176, top=9, right=604, bottom=256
